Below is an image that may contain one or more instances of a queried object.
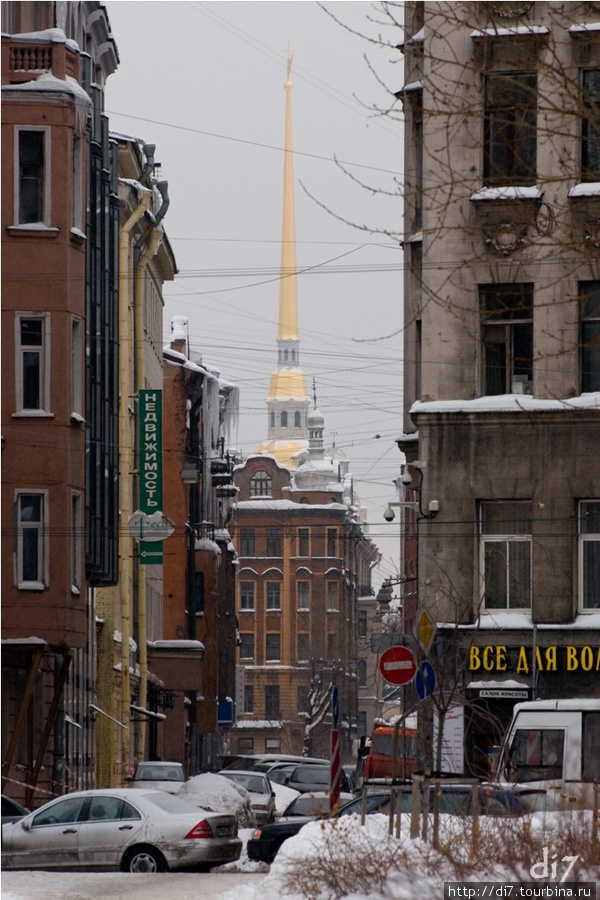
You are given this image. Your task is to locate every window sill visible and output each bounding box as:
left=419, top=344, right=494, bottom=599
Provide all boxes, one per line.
left=239, top=608, right=255, bottom=614
left=71, top=585, right=80, bottom=596
left=70, top=412, right=85, bottom=425
left=18, top=581, right=45, bottom=591
left=471, top=186, right=542, bottom=203
left=266, top=609, right=281, bottom=614
left=8, top=224, right=59, bottom=236
left=327, top=608, right=339, bottom=613
left=70, top=227, right=86, bottom=244
left=568, top=182, right=600, bottom=199
left=297, top=608, right=309, bottom=613
left=12, top=411, right=54, bottom=419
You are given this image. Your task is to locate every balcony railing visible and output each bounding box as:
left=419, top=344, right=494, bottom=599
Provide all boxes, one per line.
left=3, top=35, right=80, bottom=85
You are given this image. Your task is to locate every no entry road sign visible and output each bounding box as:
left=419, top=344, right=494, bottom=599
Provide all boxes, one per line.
left=379, top=646, right=417, bottom=686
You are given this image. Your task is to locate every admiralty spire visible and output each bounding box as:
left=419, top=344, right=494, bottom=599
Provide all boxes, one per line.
left=255, top=54, right=310, bottom=468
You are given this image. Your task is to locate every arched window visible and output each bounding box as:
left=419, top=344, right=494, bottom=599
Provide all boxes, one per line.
left=250, top=471, right=272, bottom=497
left=280, top=411, right=288, bottom=428
left=270, top=412, right=275, bottom=429
left=294, top=411, right=301, bottom=428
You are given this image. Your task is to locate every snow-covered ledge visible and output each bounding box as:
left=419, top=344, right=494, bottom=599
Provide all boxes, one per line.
left=410, top=393, right=600, bottom=415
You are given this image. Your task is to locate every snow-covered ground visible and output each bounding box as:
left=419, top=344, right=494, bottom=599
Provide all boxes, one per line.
left=3, top=807, right=598, bottom=899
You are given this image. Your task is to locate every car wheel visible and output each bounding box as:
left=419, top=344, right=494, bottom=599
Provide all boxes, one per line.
left=121, top=844, right=166, bottom=873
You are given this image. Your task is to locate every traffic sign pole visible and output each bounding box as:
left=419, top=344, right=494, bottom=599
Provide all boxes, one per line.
left=330, top=686, right=340, bottom=811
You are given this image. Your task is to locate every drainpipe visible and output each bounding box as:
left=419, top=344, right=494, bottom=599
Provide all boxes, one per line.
left=134, top=221, right=164, bottom=761
left=119, top=187, right=152, bottom=782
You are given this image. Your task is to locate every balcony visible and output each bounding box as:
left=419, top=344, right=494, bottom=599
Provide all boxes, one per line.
left=2, top=32, right=80, bottom=86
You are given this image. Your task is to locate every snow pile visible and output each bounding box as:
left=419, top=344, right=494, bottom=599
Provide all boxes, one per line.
left=271, top=781, right=300, bottom=815
left=177, top=773, right=255, bottom=827
left=220, top=810, right=599, bottom=900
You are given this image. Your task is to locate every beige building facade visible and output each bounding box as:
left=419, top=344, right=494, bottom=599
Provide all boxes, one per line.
left=400, top=2, right=600, bottom=775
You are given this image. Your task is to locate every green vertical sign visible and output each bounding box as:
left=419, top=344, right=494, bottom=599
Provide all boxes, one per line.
left=139, top=389, right=163, bottom=565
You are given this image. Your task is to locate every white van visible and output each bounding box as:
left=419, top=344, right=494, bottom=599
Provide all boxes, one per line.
left=496, top=698, right=600, bottom=809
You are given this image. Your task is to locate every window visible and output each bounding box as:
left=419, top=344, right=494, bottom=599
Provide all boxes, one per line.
left=239, top=633, right=254, bottom=661
left=357, top=659, right=367, bottom=688
left=32, top=796, right=85, bottom=827
left=481, top=284, right=533, bottom=395
left=240, top=582, right=255, bottom=611
left=71, top=317, right=83, bottom=419
left=484, top=73, right=536, bottom=186
left=297, top=684, right=309, bottom=712
left=266, top=528, right=282, bottom=557
left=17, top=128, right=48, bottom=224
left=244, top=685, right=254, bottom=714
left=327, top=528, right=337, bottom=557
left=357, top=710, right=367, bottom=737
left=265, top=737, right=281, bottom=753
left=266, top=582, right=281, bottom=611
left=250, top=471, right=272, bottom=498
left=297, top=633, right=310, bottom=661
left=294, top=411, right=301, bottom=428
left=238, top=737, right=254, bottom=754
left=266, top=633, right=280, bottom=662
left=298, top=528, right=309, bottom=557
left=280, top=411, right=288, bottom=428
left=265, top=685, right=280, bottom=719
left=71, top=491, right=82, bottom=594
left=579, top=501, right=600, bottom=610
left=358, top=609, right=368, bottom=637
left=580, top=282, right=600, bottom=393
left=327, top=632, right=337, bottom=659
left=480, top=501, right=532, bottom=610
left=16, top=492, right=46, bottom=588
left=192, top=571, right=204, bottom=617
left=16, top=314, right=49, bottom=413
left=297, top=581, right=310, bottom=610
left=583, top=712, right=600, bottom=780
left=240, top=528, right=255, bottom=556
left=72, top=132, right=83, bottom=231
left=326, top=581, right=338, bottom=611
left=509, top=728, right=564, bottom=782
left=582, top=70, right=600, bottom=181
left=270, top=412, right=275, bottom=429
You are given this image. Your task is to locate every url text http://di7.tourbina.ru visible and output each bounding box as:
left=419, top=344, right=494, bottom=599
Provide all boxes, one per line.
left=444, top=885, right=596, bottom=900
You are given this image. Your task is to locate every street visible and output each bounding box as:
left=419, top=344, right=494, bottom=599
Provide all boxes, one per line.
left=1, top=870, right=267, bottom=900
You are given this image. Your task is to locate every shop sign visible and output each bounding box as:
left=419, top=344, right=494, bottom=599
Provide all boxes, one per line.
left=478, top=689, right=529, bottom=699
left=139, top=389, right=163, bottom=565
left=468, top=644, right=600, bottom=674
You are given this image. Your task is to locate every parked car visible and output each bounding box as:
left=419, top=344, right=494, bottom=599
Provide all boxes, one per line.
left=1, top=795, right=29, bottom=825
left=127, top=761, right=185, bottom=794
left=246, top=792, right=358, bottom=864
left=1, top=788, right=241, bottom=873
left=217, top=770, right=276, bottom=824
left=285, top=765, right=352, bottom=795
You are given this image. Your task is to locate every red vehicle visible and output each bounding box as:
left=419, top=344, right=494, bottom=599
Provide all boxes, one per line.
left=364, top=724, right=418, bottom=781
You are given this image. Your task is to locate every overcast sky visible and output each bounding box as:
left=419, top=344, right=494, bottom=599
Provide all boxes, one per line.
left=105, top=1, right=406, bottom=584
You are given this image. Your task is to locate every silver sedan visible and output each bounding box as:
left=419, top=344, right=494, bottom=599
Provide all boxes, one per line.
left=1, top=788, right=241, bottom=873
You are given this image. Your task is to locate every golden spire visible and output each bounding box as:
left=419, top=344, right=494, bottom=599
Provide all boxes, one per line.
left=278, top=47, right=298, bottom=342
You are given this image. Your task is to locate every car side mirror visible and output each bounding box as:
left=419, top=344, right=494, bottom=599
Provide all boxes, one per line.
left=124, top=775, right=133, bottom=782
left=20, top=819, right=31, bottom=831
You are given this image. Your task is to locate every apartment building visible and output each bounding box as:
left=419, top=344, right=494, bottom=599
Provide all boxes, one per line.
left=400, top=1, right=600, bottom=775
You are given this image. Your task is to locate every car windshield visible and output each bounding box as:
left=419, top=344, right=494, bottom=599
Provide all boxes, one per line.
left=223, top=774, right=268, bottom=794
left=135, top=764, right=184, bottom=782
left=290, top=767, right=328, bottom=784
left=285, top=795, right=330, bottom=816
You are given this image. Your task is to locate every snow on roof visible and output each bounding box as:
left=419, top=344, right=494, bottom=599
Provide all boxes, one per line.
left=411, top=392, right=600, bottom=415
left=235, top=499, right=347, bottom=512
left=150, top=640, right=204, bottom=651
left=470, top=185, right=543, bottom=201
